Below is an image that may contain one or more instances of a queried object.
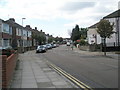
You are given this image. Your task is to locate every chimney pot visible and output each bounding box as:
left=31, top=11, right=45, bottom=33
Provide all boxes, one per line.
left=9, top=18, right=15, bottom=22
left=35, top=27, right=37, bottom=30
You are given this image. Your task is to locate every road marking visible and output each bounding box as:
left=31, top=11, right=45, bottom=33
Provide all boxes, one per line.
left=47, top=61, right=93, bottom=90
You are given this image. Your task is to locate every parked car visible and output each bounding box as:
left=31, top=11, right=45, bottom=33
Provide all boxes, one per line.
left=52, top=44, right=57, bottom=48
left=36, top=45, right=47, bottom=53
left=43, top=45, right=48, bottom=50
left=66, top=42, right=70, bottom=46
left=56, top=44, right=59, bottom=47
left=46, top=44, right=52, bottom=49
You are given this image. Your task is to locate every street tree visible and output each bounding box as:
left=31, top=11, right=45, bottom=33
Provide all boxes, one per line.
left=32, top=33, right=46, bottom=45
left=48, top=37, right=54, bottom=43
left=97, top=19, right=114, bottom=55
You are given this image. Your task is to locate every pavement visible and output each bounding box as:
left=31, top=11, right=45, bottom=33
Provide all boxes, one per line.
left=10, top=50, right=78, bottom=88
left=73, top=47, right=119, bottom=60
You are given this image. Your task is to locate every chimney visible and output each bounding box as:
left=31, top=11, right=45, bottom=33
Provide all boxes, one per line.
left=9, top=18, right=15, bottom=22
left=26, top=25, right=31, bottom=28
left=35, top=27, right=37, bottom=30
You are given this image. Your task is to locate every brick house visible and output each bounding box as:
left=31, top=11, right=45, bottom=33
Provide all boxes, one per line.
left=32, top=27, right=40, bottom=47
left=25, top=25, right=32, bottom=51
left=0, top=19, right=12, bottom=48
left=6, top=18, right=25, bottom=52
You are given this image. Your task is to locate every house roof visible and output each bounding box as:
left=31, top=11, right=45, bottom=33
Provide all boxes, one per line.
left=88, top=22, right=99, bottom=29
left=6, top=19, right=24, bottom=29
left=0, top=19, right=9, bottom=24
left=103, top=9, right=120, bottom=19
left=0, top=18, right=4, bottom=22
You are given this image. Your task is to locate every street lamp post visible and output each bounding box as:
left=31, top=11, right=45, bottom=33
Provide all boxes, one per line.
left=22, top=18, right=26, bottom=53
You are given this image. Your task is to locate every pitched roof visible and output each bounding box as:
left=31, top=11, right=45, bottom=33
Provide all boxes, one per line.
left=103, top=9, right=120, bottom=19
left=6, top=19, right=24, bottom=29
left=88, top=22, right=99, bottom=28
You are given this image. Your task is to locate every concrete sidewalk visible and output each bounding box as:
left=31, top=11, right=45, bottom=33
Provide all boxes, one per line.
left=10, top=50, right=77, bottom=88
left=73, top=47, right=119, bottom=60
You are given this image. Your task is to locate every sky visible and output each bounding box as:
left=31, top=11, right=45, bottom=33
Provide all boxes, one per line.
left=0, top=0, right=119, bottom=38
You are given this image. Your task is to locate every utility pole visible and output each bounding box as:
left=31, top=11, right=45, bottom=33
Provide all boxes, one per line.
left=22, top=18, right=26, bottom=53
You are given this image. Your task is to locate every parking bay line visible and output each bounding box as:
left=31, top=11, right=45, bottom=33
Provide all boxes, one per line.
left=47, top=61, right=93, bottom=90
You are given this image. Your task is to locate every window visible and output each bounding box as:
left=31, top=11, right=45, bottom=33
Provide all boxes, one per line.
left=16, top=28, right=19, bottom=35
left=3, top=23, right=9, bottom=33
left=9, top=26, right=12, bottom=35
left=16, top=28, right=22, bottom=36
left=3, top=39, right=10, bottom=47
left=27, top=31, right=31, bottom=37
left=23, top=40, right=27, bottom=47
left=23, top=30, right=27, bottom=36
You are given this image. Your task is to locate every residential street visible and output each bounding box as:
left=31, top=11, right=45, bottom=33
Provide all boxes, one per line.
left=37, top=45, right=118, bottom=88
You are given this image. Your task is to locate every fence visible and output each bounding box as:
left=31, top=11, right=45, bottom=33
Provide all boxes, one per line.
left=101, top=42, right=120, bottom=52
left=1, top=51, right=18, bottom=88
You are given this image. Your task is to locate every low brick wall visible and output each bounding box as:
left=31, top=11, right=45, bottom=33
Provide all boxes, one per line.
left=79, top=45, right=89, bottom=51
left=1, top=51, right=18, bottom=88
left=17, top=46, right=36, bottom=53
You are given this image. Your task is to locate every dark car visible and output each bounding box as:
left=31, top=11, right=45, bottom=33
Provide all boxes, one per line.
left=36, top=45, right=47, bottom=53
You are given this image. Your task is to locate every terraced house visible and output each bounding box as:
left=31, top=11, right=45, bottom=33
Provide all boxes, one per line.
left=1, top=18, right=49, bottom=53
left=6, top=18, right=33, bottom=53
left=25, top=25, right=33, bottom=51
left=0, top=19, right=12, bottom=48
left=6, top=18, right=25, bottom=53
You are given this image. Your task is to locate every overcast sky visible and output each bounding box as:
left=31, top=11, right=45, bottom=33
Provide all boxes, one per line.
left=0, top=0, right=119, bottom=38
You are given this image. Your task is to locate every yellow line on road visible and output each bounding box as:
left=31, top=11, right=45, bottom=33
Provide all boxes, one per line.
left=47, top=61, right=93, bottom=90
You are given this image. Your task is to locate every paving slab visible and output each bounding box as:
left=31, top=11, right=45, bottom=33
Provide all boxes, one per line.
left=10, top=50, right=78, bottom=88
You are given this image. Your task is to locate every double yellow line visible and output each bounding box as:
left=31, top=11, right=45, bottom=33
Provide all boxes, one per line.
left=47, top=61, right=93, bottom=90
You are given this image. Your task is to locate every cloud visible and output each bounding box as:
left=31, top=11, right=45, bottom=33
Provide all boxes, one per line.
left=61, top=2, right=95, bottom=12
left=0, top=0, right=119, bottom=38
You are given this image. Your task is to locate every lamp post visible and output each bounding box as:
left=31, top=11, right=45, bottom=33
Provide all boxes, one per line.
left=22, top=18, right=26, bottom=26
left=22, top=18, right=26, bottom=53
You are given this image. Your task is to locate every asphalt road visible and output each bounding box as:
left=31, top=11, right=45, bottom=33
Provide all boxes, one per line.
left=37, top=45, right=118, bottom=88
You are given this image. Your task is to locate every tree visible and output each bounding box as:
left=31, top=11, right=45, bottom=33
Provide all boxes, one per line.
left=71, top=25, right=81, bottom=41
left=54, top=37, right=63, bottom=43
left=58, top=37, right=63, bottom=42
left=32, top=32, right=46, bottom=45
left=97, top=19, right=114, bottom=55
left=48, top=37, right=54, bottom=43
left=80, top=28, right=88, bottom=39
